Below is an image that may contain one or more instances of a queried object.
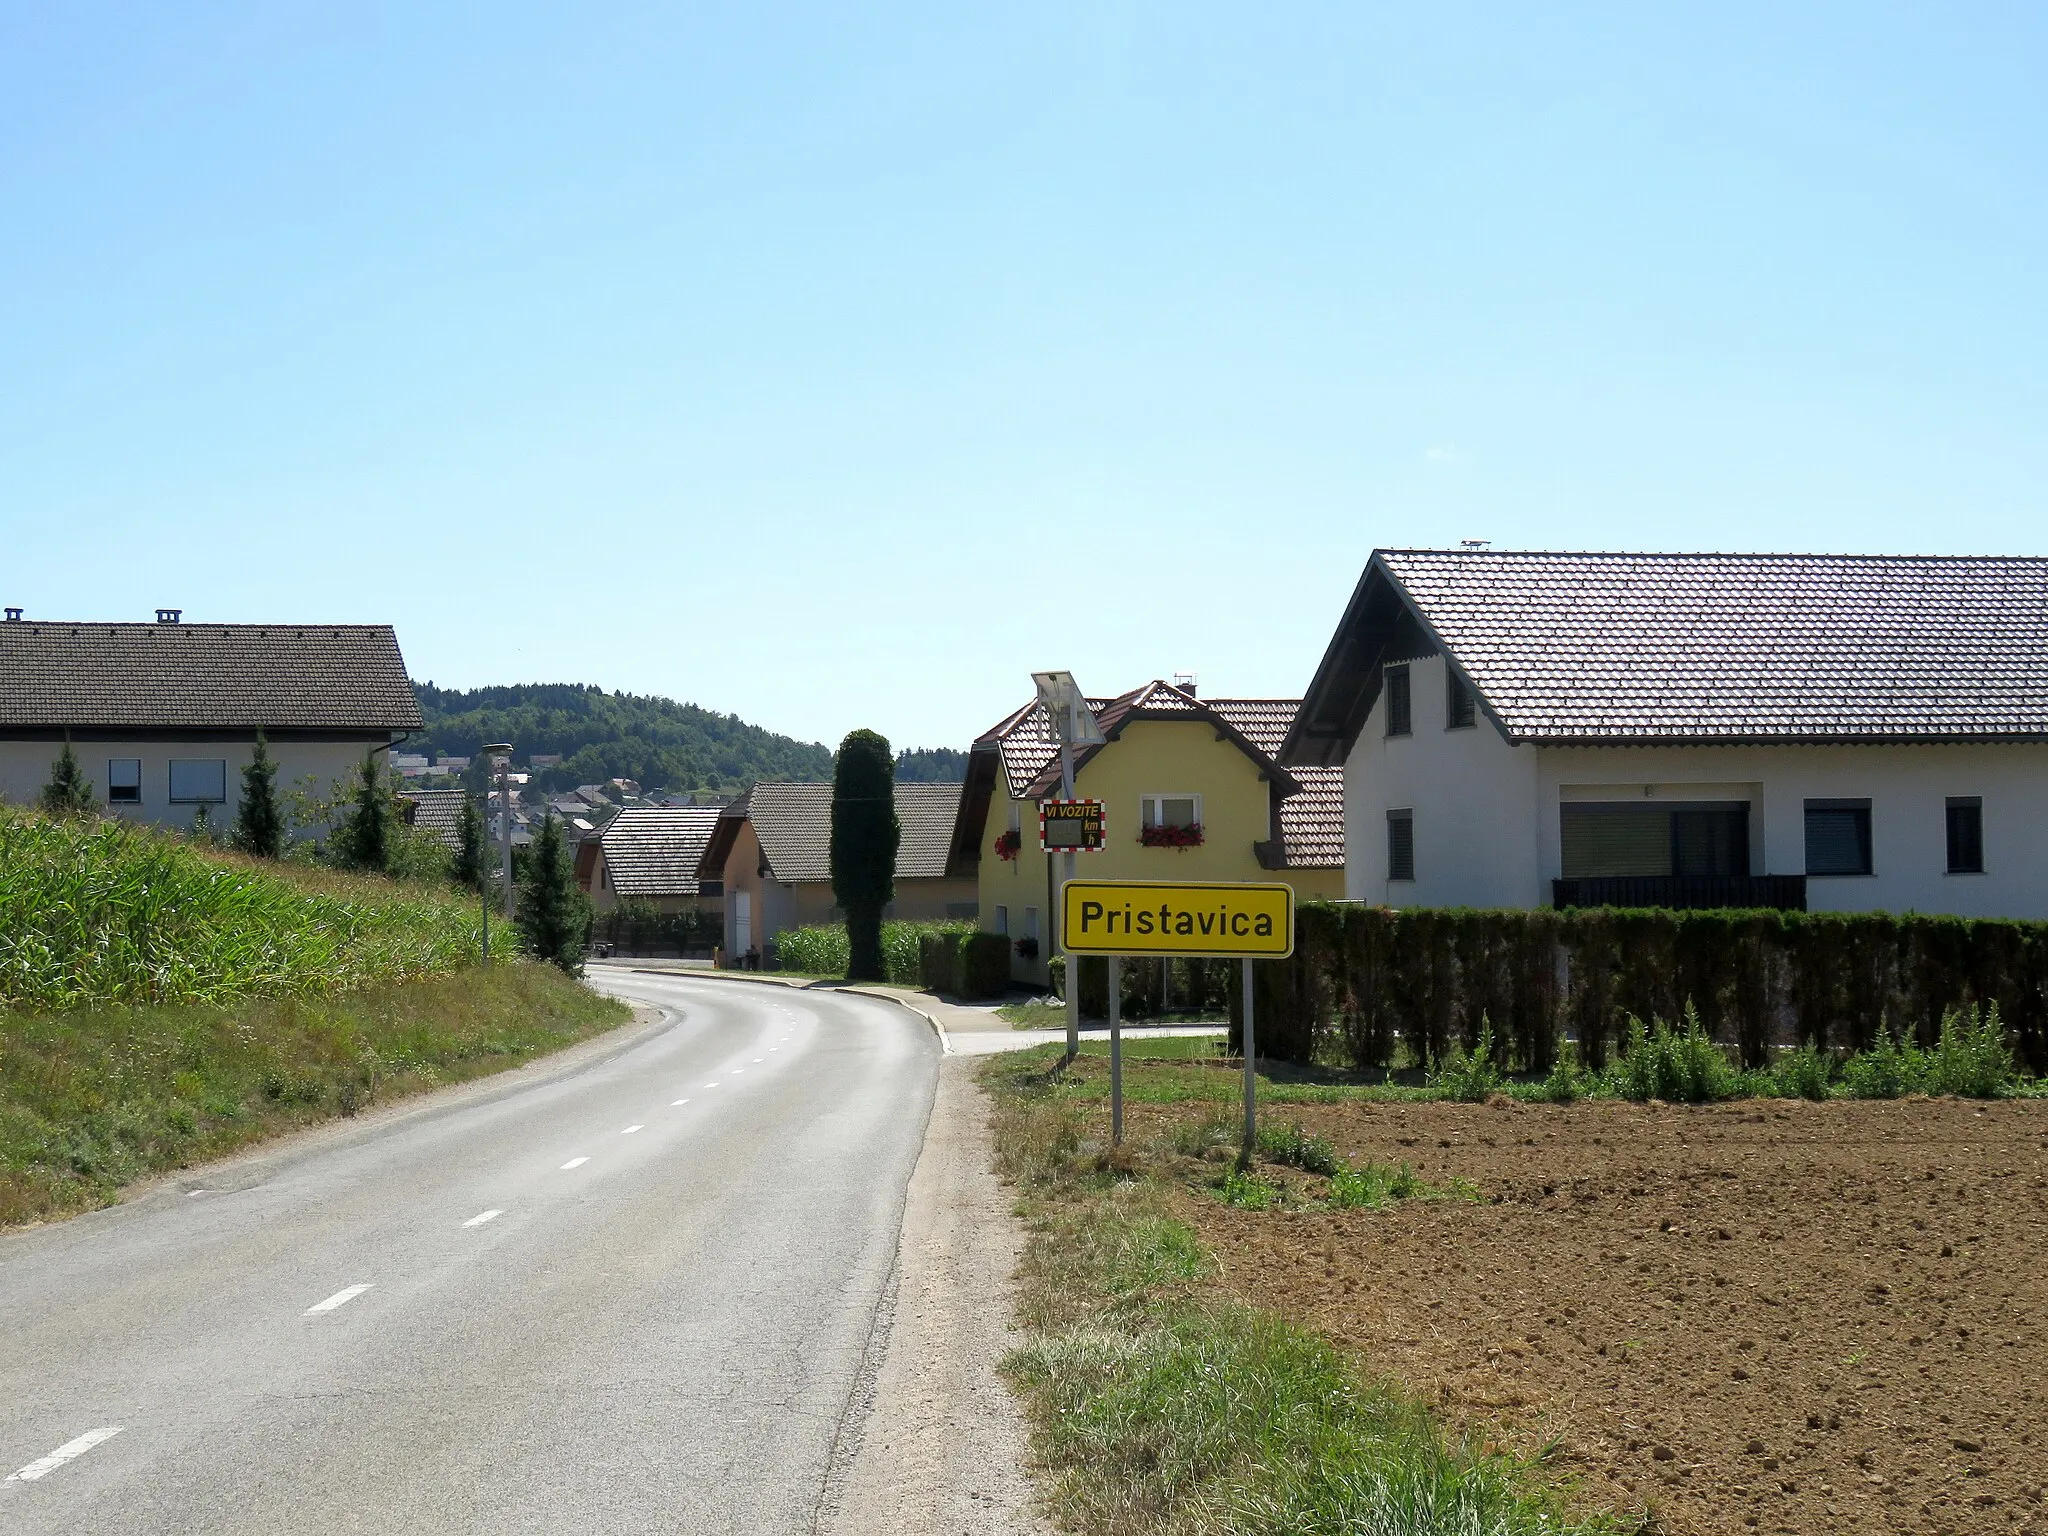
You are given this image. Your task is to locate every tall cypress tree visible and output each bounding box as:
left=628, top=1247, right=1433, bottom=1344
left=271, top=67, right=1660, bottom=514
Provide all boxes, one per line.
left=517, top=811, right=587, bottom=974
left=334, top=752, right=393, bottom=872
left=40, top=735, right=95, bottom=817
left=830, top=729, right=899, bottom=982
left=453, top=792, right=488, bottom=890
left=232, top=730, right=285, bottom=858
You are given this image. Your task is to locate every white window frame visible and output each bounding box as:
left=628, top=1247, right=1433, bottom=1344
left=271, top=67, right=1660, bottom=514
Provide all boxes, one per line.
left=1140, top=793, right=1203, bottom=830
left=168, top=758, right=228, bottom=805
left=993, top=904, right=1010, bottom=935
left=107, top=758, right=143, bottom=804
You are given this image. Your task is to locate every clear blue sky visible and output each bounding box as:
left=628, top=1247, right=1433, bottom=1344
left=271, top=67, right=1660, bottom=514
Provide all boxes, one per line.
left=4, top=5, right=2043, bottom=752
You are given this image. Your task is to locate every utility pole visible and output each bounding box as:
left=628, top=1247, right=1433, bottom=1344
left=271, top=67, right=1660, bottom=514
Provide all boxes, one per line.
left=493, top=746, right=515, bottom=918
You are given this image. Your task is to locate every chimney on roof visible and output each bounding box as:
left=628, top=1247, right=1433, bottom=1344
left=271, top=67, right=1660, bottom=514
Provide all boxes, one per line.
left=3, top=608, right=20, bottom=623
left=156, top=608, right=182, bottom=624
left=1173, top=671, right=1198, bottom=697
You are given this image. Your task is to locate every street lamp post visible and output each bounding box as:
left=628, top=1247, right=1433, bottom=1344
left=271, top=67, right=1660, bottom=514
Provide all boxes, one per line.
left=479, top=743, right=513, bottom=963
left=1031, top=671, right=1104, bottom=1062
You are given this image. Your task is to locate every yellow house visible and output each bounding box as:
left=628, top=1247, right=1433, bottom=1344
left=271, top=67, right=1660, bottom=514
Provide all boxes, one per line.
left=948, top=680, right=1344, bottom=984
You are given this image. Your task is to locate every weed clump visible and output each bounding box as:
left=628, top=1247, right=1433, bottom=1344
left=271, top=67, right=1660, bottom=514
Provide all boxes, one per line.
left=1428, top=1016, right=1506, bottom=1103
left=1608, top=1006, right=1736, bottom=1103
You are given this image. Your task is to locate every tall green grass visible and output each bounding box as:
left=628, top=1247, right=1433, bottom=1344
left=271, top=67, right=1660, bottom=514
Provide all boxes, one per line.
left=771, top=918, right=974, bottom=983
left=0, top=808, right=484, bottom=1009
left=1, top=961, right=627, bottom=1226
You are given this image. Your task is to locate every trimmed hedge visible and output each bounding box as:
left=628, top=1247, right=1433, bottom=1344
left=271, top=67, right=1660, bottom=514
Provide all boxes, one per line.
left=918, top=932, right=1011, bottom=999
left=1246, top=903, right=2048, bottom=1073
left=591, top=901, right=720, bottom=955
left=1052, top=955, right=1238, bottom=1020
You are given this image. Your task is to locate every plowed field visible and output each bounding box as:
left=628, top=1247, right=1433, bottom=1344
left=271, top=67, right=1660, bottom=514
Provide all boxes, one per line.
left=1135, top=1093, right=2048, bottom=1535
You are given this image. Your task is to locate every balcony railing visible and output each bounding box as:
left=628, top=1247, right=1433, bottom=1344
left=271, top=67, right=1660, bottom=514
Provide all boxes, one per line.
left=1551, top=875, right=1807, bottom=912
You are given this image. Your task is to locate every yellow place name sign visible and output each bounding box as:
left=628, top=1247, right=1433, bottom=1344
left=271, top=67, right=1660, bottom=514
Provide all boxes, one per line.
left=1060, top=879, right=1295, bottom=959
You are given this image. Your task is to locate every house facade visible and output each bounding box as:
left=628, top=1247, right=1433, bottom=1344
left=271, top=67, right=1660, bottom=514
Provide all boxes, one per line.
left=698, top=782, right=976, bottom=964
left=1280, top=550, right=2048, bottom=918
left=579, top=805, right=725, bottom=917
left=0, top=611, right=421, bottom=833
left=951, top=681, right=1345, bottom=984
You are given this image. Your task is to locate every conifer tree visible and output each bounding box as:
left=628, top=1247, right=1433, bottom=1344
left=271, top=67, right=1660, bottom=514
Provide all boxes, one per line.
left=830, top=729, right=899, bottom=981
left=40, top=736, right=95, bottom=817
left=517, top=810, right=588, bottom=974
left=232, top=730, right=285, bottom=858
left=453, top=792, right=488, bottom=891
left=334, top=752, right=393, bottom=872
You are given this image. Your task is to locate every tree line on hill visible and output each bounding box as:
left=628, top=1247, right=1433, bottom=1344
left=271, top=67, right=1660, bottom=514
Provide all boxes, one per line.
left=410, top=681, right=964, bottom=791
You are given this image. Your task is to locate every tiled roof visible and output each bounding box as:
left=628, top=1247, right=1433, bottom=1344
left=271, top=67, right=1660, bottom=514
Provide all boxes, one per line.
left=600, top=806, right=725, bottom=898
left=1274, top=767, right=1344, bottom=867
left=400, top=787, right=469, bottom=849
left=0, top=622, right=421, bottom=730
left=1205, top=698, right=1302, bottom=758
left=1377, top=550, right=2048, bottom=741
left=726, top=782, right=965, bottom=885
left=977, top=696, right=1115, bottom=798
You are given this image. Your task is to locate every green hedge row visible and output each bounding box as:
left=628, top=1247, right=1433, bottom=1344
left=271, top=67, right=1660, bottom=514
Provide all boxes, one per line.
left=1243, top=903, right=2048, bottom=1073
left=917, top=932, right=1011, bottom=999
left=590, top=900, right=720, bottom=954
left=1052, top=955, right=1239, bottom=1019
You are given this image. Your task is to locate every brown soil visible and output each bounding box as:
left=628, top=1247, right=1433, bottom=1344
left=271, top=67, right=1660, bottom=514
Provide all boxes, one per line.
left=1133, top=1093, right=2048, bottom=1536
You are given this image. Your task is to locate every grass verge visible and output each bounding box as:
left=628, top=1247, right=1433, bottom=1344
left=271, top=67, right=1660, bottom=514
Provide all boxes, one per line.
left=1, top=960, right=629, bottom=1227
left=984, top=1050, right=1640, bottom=1535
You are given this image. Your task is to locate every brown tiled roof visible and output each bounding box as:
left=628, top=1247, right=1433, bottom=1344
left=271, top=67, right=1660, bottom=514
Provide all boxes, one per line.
left=399, top=788, right=469, bottom=849
left=600, top=806, right=724, bottom=898
left=703, top=782, right=964, bottom=886
left=1404, top=551, right=2048, bottom=746
left=0, top=621, right=421, bottom=730
left=1273, top=767, right=1344, bottom=867
left=1205, top=698, right=1303, bottom=758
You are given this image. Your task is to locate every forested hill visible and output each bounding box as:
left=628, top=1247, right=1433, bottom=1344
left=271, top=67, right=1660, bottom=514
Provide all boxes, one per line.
left=894, top=747, right=969, bottom=782
left=410, top=683, right=833, bottom=793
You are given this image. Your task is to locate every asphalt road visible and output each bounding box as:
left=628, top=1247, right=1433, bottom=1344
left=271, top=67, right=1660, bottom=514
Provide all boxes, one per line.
left=0, top=971, right=940, bottom=1534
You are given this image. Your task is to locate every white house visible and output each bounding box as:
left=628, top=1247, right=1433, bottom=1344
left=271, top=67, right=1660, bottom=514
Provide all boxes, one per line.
left=0, top=608, right=422, bottom=833
left=1279, top=550, right=2048, bottom=918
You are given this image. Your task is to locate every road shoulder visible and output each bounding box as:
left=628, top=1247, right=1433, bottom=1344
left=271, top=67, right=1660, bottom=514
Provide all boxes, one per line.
left=820, top=1055, right=1044, bottom=1536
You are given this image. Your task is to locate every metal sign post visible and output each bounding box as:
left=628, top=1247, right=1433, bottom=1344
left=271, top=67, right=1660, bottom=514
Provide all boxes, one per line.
left=1032, top=671, right=1105, bottom=1062
left=1241, top=957, right=1256, bottom=1162
left=1108, top=955, right=1123, bottom=1144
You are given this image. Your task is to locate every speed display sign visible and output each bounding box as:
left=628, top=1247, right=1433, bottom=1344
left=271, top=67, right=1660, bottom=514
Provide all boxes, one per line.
left=1039, top=798, right=1105, bottom=852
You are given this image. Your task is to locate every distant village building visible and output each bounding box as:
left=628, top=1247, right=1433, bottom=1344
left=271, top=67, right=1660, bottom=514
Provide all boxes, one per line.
left=577, top=805, right=725, bottom=918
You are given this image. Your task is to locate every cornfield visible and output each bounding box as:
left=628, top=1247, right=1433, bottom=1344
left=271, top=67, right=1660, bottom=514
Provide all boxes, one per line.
left=0, top=808, right=485, bottom=1010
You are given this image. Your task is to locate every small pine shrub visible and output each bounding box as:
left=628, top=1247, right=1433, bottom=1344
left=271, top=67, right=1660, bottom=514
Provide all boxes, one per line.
left=1928, top=1004, right=2016, bottom=1098
left=1840, top=1025, right=1925, bottom=1099
left=1428, top=1015, right=1505, bottom=1102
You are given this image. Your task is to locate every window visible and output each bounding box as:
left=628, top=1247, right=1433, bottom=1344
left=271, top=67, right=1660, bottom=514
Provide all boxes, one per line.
left=1446, top=670, right=1476, bottom=729
left=698, top=879, right=723, bottom=898
left=1141, top=794, right=1200, bottom=830
left=168, top=758, right=227, bottom=804
left=1946, top=797, right=1984, bottom=875
left=1560, top=802, right=1750, bottom=879
left=1805, top=799, right=1872, bottom=877
left=993, top=904, right=1010, bottom=935
left=1023, top=907, right=1040, bottom=941
left=107, top=758, right=142, bottom=804
left=1386, top=808, right=1414, bottom=881
left=1384, top=665, right=1412, bottom=737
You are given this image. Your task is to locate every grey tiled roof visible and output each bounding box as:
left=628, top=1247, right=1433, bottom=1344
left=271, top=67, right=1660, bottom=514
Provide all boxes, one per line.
left=742, top=782, right=964, bottom=885
left=1380, top=550, right=2048, bottom=741
left=400, top=788, right=470, bottom=849
left=600, top=806, right=724, bottom=898
left=0, top=621, right=421, bottom=730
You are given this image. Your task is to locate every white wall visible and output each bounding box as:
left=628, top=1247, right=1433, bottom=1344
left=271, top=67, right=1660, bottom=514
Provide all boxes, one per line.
left=1343, top=653, right=1542, bottom=907
left=1534, top=740, right=2048, bottom=919
left=0, top=737, right=380, bottom=838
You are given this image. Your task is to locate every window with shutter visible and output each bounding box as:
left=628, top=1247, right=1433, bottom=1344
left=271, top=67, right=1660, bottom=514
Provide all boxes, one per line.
left=1805, top=800, right=1872, bottom=876
left=1386, top=809, right=1414, bottom=881
left=1384, top=666, right=1411, bottom=737
left=1945, top=797, right=1983, bottom=874
left=1446, top=670, right=1476, bottom=729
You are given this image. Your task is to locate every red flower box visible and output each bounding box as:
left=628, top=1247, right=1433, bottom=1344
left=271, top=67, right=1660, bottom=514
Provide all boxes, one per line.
left=1139, top=822, right=1204, bottom=849
left=993, top=829, right=1022, bottom=861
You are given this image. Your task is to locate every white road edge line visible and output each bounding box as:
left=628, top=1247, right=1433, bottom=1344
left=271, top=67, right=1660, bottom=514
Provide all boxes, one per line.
left=6, top=1426, right=123, bottom=1483
left=304, top=1284, right=372, bottom=1316
left=560, top=1157, right=589, bottom=1170
left=622, top=1125, right=643, bottom=1134
left=462, top=1209, right=502, bottom=1228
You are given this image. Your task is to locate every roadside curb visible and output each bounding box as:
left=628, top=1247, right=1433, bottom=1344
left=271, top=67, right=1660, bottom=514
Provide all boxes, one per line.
left=614, top=966, right=954, bottom=1055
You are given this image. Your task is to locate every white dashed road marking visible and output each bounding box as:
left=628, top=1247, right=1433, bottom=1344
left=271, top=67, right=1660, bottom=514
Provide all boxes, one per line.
left=672, top=1099, right=689, bottom=1106
left=462, top=1210, right=502, bottom=1228
left=7, top=1427, right=123, bottom=1483
left=560, top=1157, right=589, bottom=1170
left=622, top=1125, right=643, bottom=1134
left=304, top=1284, right=372, bottom=1316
